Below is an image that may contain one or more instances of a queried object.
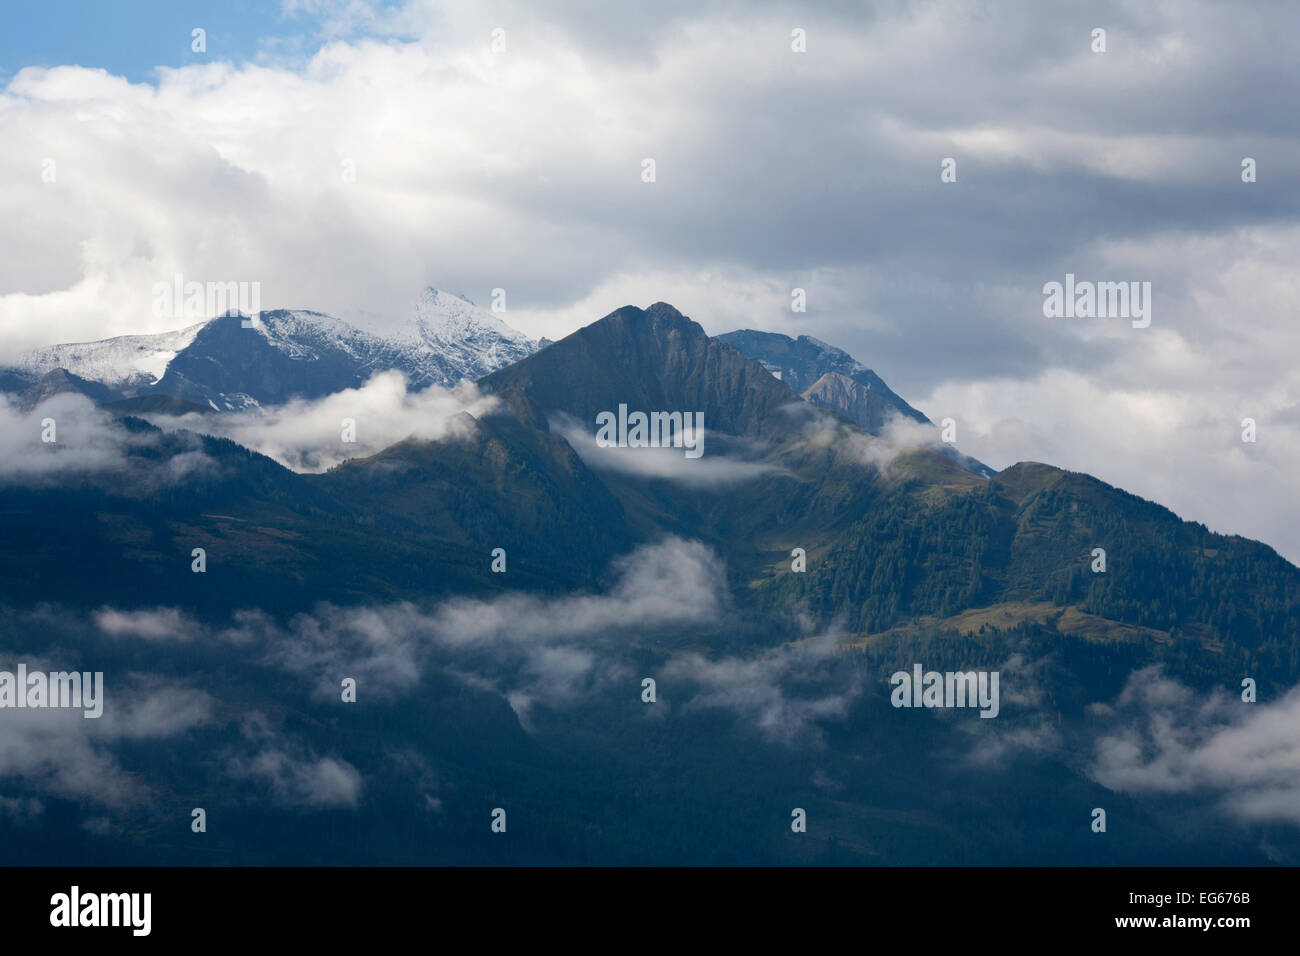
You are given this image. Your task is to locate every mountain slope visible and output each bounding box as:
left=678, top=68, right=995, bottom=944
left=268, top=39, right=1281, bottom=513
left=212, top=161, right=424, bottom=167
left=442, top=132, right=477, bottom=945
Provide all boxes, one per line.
left=800, top=370, right=903, bottom=433
left=6, top=322, right=208, bottom=391
left=312, top=390, right=636, bottom=587
left=718, top=329, right=927, bottom=424
left=17, top=367, right=118, bottom=409
left=753, top=457, right=1300, bottom=677
left=720, top=328, right=995, bottom=477
left=0, top=415, right=505, bottom=616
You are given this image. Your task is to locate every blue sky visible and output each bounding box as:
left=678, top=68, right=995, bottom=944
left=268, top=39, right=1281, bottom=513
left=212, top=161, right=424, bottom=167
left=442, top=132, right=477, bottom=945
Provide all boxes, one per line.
left=0, top=0, right=407, bottom=85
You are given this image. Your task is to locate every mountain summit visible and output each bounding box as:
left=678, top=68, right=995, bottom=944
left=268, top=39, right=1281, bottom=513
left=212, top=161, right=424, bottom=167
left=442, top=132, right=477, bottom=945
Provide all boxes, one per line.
left=479, top=302, right=799, bottom=440
left=353, top=287, right=541, bottom=371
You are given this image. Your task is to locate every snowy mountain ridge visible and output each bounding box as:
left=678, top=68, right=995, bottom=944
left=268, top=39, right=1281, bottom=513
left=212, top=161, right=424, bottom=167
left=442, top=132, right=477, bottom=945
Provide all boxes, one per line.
left=1, top=289, right=544, bottom=407
left=9, top=322, right=209, bottom=388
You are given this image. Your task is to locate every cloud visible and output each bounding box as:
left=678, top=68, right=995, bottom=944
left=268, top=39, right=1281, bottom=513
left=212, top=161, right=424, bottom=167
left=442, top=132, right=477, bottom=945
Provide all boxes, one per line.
left=791, top=402, right=944, bottom=471
left=0, top=670, right=214, bottom=809
left=54, top=537, right=727, bottom=729
left=3, top=0, right=1292, bottom=352
left=428, top=536, right=724, bottom=644
left=955, top=652, right=1063, bottom=767
left=90, top=677, right=216, bottom=742
left=222, top=711, right=363, bottom=809
left=0, top=392, right=128, bottom=479
left=94, top=607, right=199, bottom=642
left=262, top=602, right=429, bottom=700
left=662, top=632, right=859, bottom=746
left=141, top=370, right=496, bottom=472
left=0, top=795, right=43, bottom=823
left=227, top=747, right=363, bottom=809
left=962, top=718, right=1063, bottom=769
left=551, top=413, right=783, bottom=488
left=1089, top=667, right=1300, bottom=825
left=16, top=539, right=858, bottom=747
left=0, top=391, right=219, bottom=486
left=256, top=537, right=723, bottom=720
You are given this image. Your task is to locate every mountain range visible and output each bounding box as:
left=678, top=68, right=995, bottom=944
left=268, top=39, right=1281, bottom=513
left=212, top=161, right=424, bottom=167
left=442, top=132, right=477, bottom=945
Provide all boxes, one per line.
left=1, top=288, right=545, bottom=411
left=1, top=289, right=991, bottom=474
left=0, top=299, right=1297, bottom=865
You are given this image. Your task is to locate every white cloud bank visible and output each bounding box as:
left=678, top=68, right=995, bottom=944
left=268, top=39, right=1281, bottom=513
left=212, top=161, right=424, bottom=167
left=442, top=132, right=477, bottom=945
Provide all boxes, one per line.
left=0, top=670, right=214, bottom=809
left=553, top=414, right=783, bottom=488
left=146, top=371, right=496, bottom=471
left=1090, top=667, right=1300, bottom=826
left=0, top=391, right=217, bottom=484
left=246, top=536, right=725, bottom=720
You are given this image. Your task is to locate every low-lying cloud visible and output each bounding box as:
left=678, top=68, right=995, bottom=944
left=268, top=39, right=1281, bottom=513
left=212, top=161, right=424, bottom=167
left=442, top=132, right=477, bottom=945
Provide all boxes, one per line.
left=0, top=392, right=217, bottom=484
left=553, top=413, right=784, bottom=488
left=793, top=404, right=948, bottom=472
left=226, top=714, right=363, bottom=810
left=0, top=668, right=214, bottom=810
left=1090, top=667, right=1300, bottom=826
left=248, top=537, right=726, bottom=721
left=94, top=607, right=199, bottom=642
left=143, top=370, right=497, bottom=472
left=663, top=633, right=860, bottom=746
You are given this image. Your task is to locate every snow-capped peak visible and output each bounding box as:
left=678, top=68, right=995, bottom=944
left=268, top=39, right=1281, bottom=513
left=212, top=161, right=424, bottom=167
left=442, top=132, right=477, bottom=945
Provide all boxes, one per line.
left=413, top=287, right=535, bottom=346
left=338, top=287, right=537, bottom=354
left=254, top=309, right=381, bottom=361
left=8, top=322, right=209, bottom=387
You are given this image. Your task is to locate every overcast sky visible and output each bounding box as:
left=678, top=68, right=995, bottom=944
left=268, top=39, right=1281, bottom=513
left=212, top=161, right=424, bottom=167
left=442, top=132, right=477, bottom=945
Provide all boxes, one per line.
left=2, top=0, right=1299, bottom=563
